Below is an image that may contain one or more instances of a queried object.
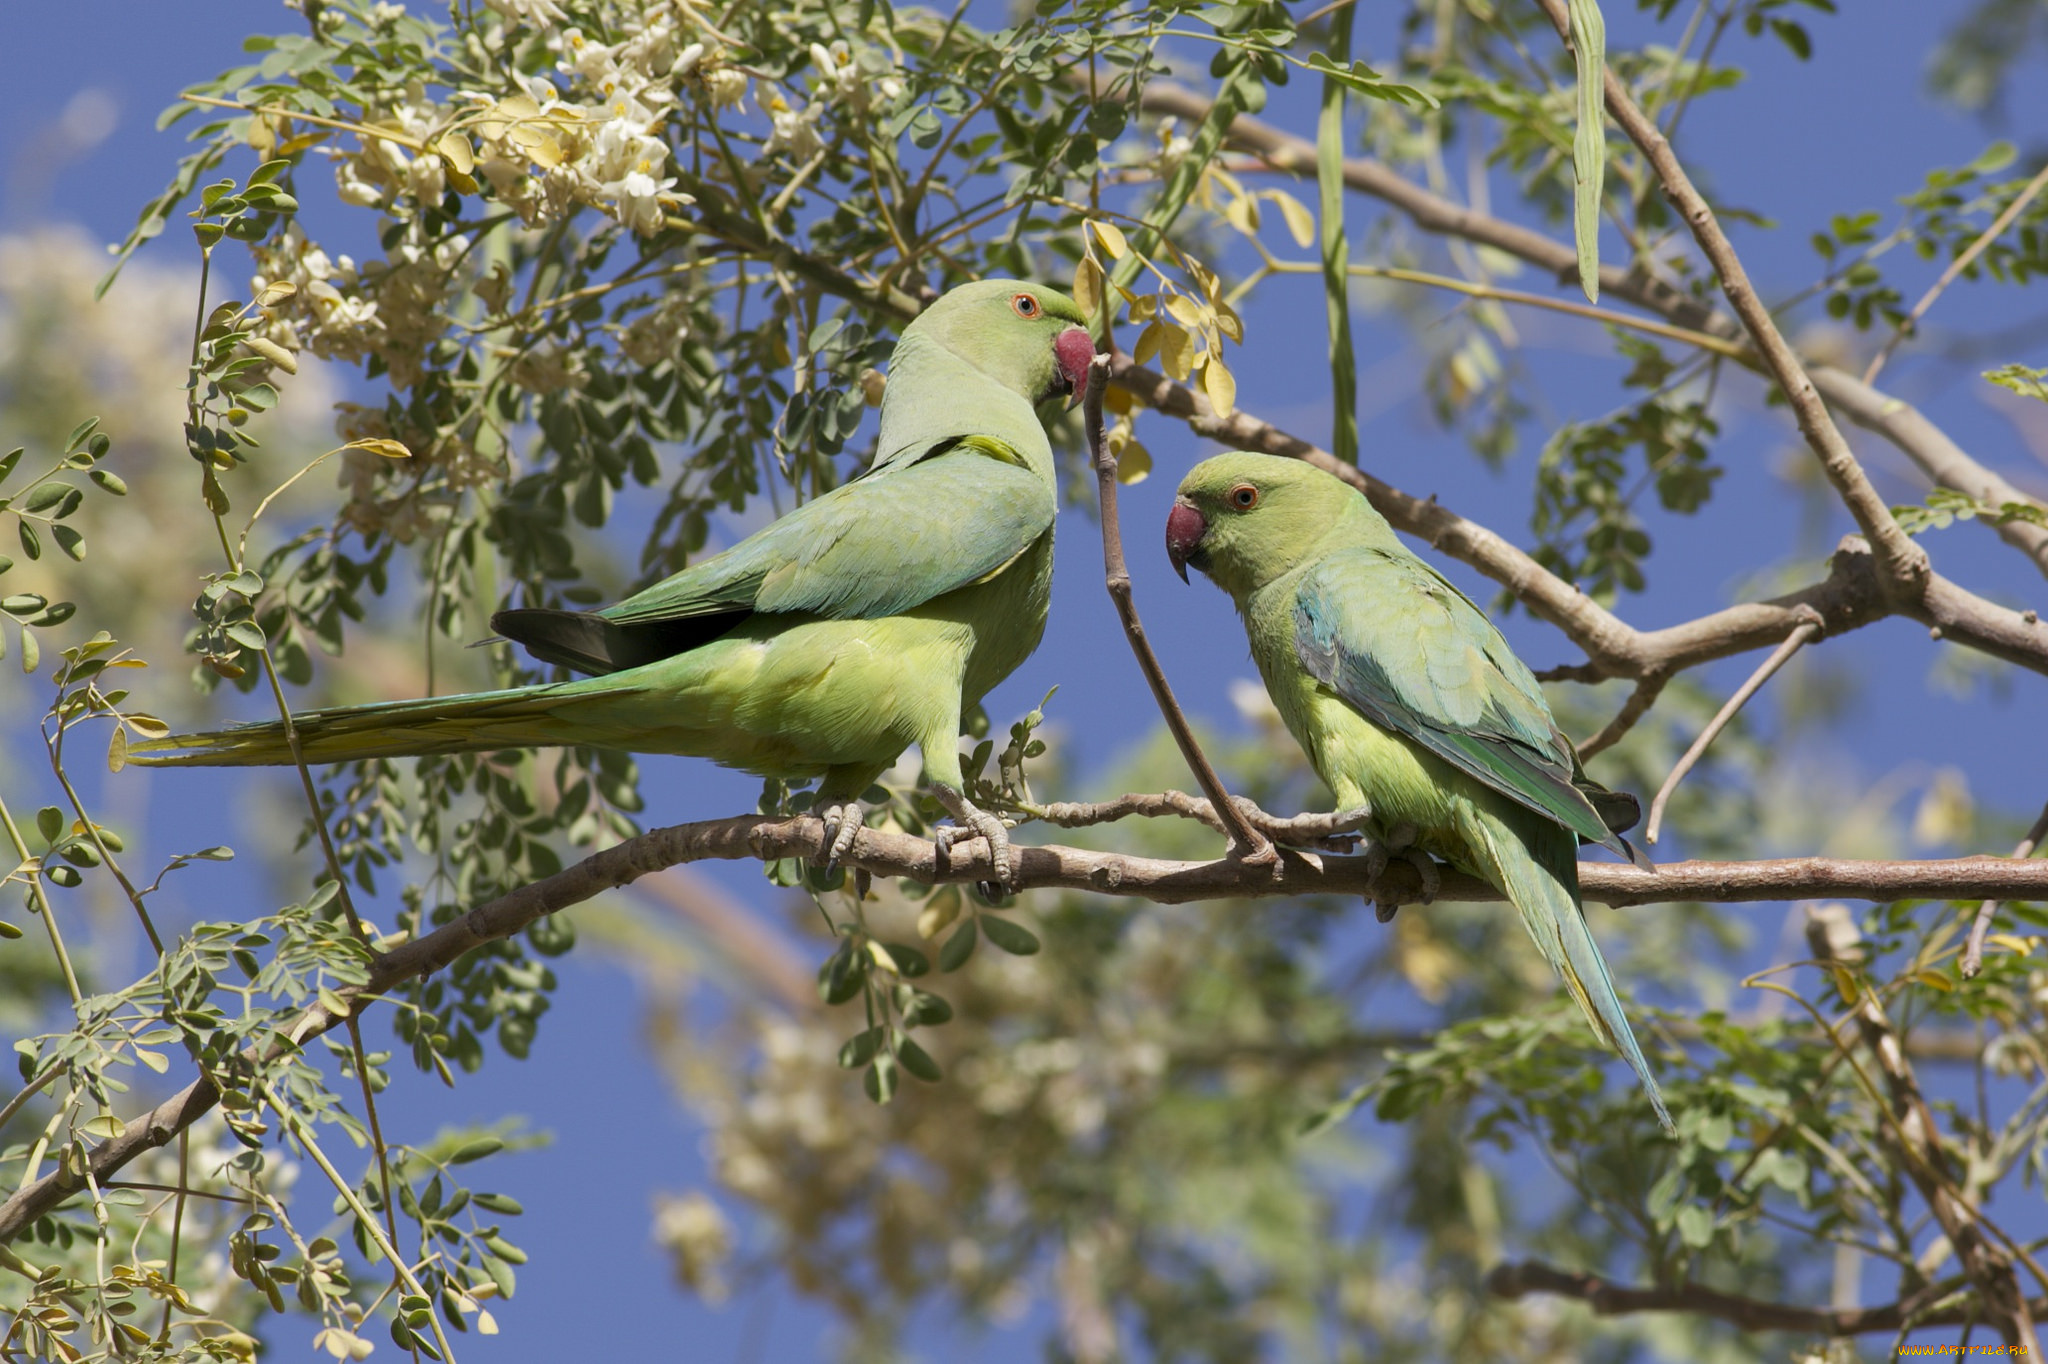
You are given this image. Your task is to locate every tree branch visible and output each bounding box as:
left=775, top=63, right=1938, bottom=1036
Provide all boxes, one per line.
left=1962, top=797, right=2048, bottom=979
left=6, top=808, right=2048, bottom=1248
left=1132, top=82, right=2048, bottom=578
left=1805, top=909, right=2042, bottom=1351
left=1534, top=0, right=1924, bottom=592
left=1646, top=615, right=1820, bottom=844
left=1488, top=1258, right=1998, bottom=1337
left=1574, top=674, right=1666, bottom=759
left=1033, top=788, right=1371, bottom=850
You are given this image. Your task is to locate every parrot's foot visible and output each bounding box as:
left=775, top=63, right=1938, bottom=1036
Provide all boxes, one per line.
left=818, top=800, right=871, bottom=871
left=1367, top=823, right=1438, bottom=921
left=1395, top=848, right=1440, bottom=905
left=930, top=784, right=1015, bottom=894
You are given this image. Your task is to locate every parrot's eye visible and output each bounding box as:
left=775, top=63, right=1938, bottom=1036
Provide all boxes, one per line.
left=1010, top=292, right=1040, bottom=318
left=1227, top=484, right=1260, bottom=510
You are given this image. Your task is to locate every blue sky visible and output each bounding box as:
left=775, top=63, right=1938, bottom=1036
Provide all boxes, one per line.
left=4, top=2, right=2045, bottom=1358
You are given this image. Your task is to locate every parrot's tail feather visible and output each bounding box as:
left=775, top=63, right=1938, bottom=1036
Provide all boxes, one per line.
left=129, top=685, right=603, bottom=767
left=1467, top=808, right=1674, bottom=1134
left=492, top=606, right=747, bottom=676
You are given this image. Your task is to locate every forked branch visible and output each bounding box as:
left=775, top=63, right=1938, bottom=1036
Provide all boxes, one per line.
left=1083, top=354, right=1276, bottom=866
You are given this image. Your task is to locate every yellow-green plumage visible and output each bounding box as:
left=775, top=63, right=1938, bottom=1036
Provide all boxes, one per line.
left=1172, top=452, right=1671, bottom=1132
left=134, top=280, right=1092, bottom=864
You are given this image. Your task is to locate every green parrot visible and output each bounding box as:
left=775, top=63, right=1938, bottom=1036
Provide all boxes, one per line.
left=135, top=279, right=1098, bottom=883
left=1166, top=453, right=1670, bottom=1130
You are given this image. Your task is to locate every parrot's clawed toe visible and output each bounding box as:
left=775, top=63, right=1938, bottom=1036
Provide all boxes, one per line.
left=818, top=800, right=870, bottom=871
left=1396, top=848, right=1440, bottom=905
left=931, top=785, right=1016, bottom=892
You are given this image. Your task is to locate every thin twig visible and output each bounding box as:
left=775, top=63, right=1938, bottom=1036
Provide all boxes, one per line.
left=1864, top=156, right=2048, bottom=386
left=1032, top=790, right=1370, bottom=850
left=1083, top=355, right=1276, bottom=867
left=1961, top=798, right=2048, bottom=979
left=1576, top=674, right=1668, bottom=760
left=1646, top=617, right=1820, bottom=844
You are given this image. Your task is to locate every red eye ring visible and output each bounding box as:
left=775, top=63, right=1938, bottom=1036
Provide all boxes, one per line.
left=1228, top=484, right=1260, bottom=510
left=1011, top=292, right=1040, bottom=318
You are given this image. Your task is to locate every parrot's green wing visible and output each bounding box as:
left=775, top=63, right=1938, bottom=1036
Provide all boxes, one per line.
left=1291, top=550, right=1640, bottom=863
left=497, top=435, right=1051, bottom=673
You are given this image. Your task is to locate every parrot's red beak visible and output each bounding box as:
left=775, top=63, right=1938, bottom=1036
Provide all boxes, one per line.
left=1052, top=326, right=1096, bottom=410
left=1166, top=500, right=1207, bottom=583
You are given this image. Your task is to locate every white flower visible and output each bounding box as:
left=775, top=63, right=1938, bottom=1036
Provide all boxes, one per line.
left=763, top=92, right=823, bottom=161
left=702, top=65, right=748, bottom=111
left=483, top=0, right=566, bottom=26
left=612, top=170, right=675, bottom=236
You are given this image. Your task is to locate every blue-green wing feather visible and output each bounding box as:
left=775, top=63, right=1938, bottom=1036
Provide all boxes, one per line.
left=603, top=436, right=1050, bottom=625
left=1291, top=551, right=1630, bottom=859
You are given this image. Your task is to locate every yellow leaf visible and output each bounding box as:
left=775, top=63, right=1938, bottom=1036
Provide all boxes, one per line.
left=477, top=1309, right=499, bottom=1336
left=1102, top=383, right=1135, bottom=416
left=1158, top=324, right=1194, bottom=381
left=1165, top=293, right=1205, bottom=330
left=1829, top=964, right=1859, bottom=1004
left=1267, top=189, right=1316, bottom=248
left=243, top=336, right=298, bottom=374
left=1115, top=436, right=1152, bottom=485
left=436, top=130, right=476, bottom=174
left=123, top=712, right=170, bottom=738
left=1213, top=297, right=1244, bottom=344
left=1088, top=219, right=1128, bottom=260
left=1072, top=255, right=1103, bottom=321
left=1132, top=321, right=1163, bottom=367
left=497, top=93, right=540, bottom=121
left=1988, top=933, right=2036, bottom=957
left=134, top=1048, right=169, bottom=1074
left=1202, top=356, right=1237, bottom=417
left=81, top=1114, right=126, bottom=1141
left=1127, top=294, right=1157, bottom=322
left=344, top=438, right=413, bottom=459
left=256, top=281, right=298, bottom=307
left=1222, top=192, right=1260, bottom=235
left=107, top=728, right=128, bottom=774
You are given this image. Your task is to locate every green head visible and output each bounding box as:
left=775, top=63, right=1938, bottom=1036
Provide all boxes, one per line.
left=1167, top=453, right=1367, bottom=598
left=900, top=279, right=1095, bottom=407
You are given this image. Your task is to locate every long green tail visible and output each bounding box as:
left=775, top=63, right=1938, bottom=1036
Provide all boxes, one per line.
left=129, top=680, right=627, bottom=767
left=1464, top=803, right=1675, bottom=1134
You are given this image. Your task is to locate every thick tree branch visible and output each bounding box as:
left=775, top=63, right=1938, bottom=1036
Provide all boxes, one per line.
left=6, top=809, right=2048, bottom=1248
left=1488, top=1258, right=2007, bottom=1337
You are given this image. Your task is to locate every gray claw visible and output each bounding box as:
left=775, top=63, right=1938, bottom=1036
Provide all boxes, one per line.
left=819, top=800, right=869, bottom=870
left=931, top=785, right=1015, bottom=890
left=1395, top=848, right=1439, bottom=905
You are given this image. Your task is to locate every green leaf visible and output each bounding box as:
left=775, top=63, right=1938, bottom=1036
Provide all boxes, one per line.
left=938, top=919, right=977, bottom=972
left=979, top=914, right=1040, bottom=956
left=1567, top=0, right=1607, bottom=303
left=895, top=1036, right=942, bottom=1082
left=450, top=1137, right=505, bottom=1164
